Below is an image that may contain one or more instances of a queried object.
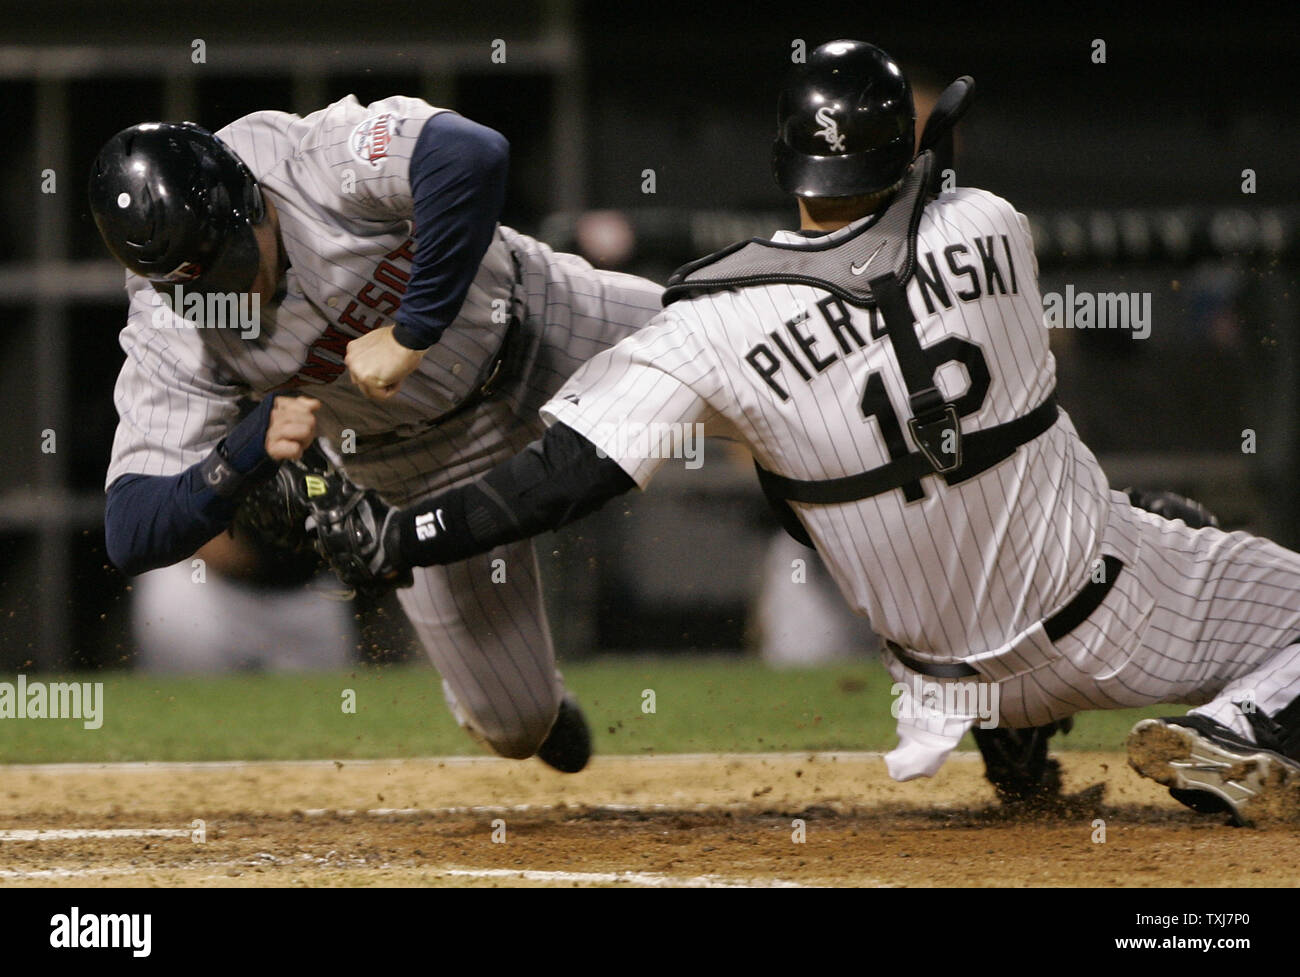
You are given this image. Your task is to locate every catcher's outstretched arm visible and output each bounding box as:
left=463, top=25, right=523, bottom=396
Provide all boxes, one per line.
left=305, top=425, right=1226, bottom=599
left=390, top=422, right=633, bottom=569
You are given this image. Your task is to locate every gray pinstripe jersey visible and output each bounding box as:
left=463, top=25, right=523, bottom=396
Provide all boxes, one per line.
left=102, top=94, right=670, bottom=763
left=544, top=188, right=1110, bottom=661
left=106, top=94, right=516, bottom=489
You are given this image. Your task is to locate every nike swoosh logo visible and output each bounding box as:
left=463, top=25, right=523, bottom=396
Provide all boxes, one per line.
left=850, top=242, right=888, bottom=276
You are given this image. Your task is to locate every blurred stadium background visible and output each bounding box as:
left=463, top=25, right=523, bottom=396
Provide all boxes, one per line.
left=1, top=2, right=1297, bottom=676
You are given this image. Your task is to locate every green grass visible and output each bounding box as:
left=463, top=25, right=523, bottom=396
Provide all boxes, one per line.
left=0, top=658, right=1184, bottom=764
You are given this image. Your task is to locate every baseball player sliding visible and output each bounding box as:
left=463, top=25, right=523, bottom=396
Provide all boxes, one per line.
left=301, top=42, right=1300, bottom=826
left=89, top=95, right=666, bottom=771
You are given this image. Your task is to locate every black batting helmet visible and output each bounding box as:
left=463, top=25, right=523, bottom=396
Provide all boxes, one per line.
left=772, top=40, right=915, bottom=198
left=88, top=122, right=265, bottom=295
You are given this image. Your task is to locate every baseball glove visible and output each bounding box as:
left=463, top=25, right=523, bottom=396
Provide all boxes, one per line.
left=229, top=449, right=320, bottom=558
left=280, top=450, right=413, bottom=598
left=230, top=443, right=411, bottom=597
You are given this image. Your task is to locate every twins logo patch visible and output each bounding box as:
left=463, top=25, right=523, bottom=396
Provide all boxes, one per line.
left=350, top=113, right=394, bottom=170
left=814, top=106, right=846, bottom=152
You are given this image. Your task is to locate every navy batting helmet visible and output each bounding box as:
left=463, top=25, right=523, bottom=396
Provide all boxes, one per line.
left=88, top=122, right=265, bottom=295
left=772, top=40, right=915, bottom=198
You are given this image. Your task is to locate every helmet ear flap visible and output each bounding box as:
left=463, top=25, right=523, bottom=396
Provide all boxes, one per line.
left=247, top=181, right=266, bottom=225
left=149, top=222, right=261, bottom=298
left=210, top=129, right=266, bottom=225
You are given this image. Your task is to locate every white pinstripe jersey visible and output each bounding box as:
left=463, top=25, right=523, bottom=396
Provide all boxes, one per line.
left=106, top=94, right=517, bottom=488
left=543, top=188, right=1113, bottom=658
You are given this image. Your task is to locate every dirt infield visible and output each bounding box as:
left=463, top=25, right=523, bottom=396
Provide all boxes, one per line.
left=1, top=752, right=1295, bottom=887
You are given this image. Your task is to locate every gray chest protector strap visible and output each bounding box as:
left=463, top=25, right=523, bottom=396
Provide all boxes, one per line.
left=663, top=151, right=1058, bottom=548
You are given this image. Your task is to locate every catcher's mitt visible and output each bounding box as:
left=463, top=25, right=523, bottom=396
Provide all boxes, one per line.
left=227, top=445, right=329, bottom=584
left=230, top=450, right=319, bottom=556
left=230, top=443, right=411, bottom=597
left=276, top=449, right=413, bottom=598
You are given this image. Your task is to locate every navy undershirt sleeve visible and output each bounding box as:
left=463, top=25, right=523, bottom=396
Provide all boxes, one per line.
left=104, top=395, right=280, bottom=575
left=392, top=112, right=510, bottom=350
left=105, top=469, right=239, bottom=576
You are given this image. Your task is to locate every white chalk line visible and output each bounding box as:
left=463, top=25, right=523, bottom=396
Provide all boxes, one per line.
left=301, top=800, right=839, bottom=817
left=433, top=867, right=817, bottom=888
left=0, top=860, right=836, bottom=888
left=0, top=863, right=216, bottom=881
left=0, top=817, right=868, bottom=887
left=0, top=750, right=982, bottom=775
left=0, top=800, right=819, bottom=842
left=0, top=828, right=189, bottom=841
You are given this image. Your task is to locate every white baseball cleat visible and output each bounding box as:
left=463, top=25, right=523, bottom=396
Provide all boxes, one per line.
left=1127, top=715, right=1300, bottom=827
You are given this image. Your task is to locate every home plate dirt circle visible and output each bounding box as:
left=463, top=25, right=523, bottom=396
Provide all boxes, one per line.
left=0, top=752, right=1295, bottom=887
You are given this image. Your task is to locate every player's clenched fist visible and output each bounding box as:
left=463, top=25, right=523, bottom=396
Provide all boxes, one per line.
left=345, top=325, right=427, bottom=402
left=264, top=395, right=321, bottom=461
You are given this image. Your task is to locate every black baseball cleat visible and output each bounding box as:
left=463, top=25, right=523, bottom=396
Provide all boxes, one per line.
left=1127, top=714, right=1300, bottom=826
left=971, top=719, right=1072, bottom=807
left=536, top=695, right=592, bottom=774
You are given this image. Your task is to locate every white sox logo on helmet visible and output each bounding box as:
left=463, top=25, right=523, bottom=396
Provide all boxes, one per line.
left=814, top=106, right=846, bottom=152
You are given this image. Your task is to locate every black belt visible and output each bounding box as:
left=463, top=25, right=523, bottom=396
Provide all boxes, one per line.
left=426, top=311, right=524, bottom=427
left=885, top=641, right=982, bottom=678
left=756, top=393, right=1059, bottom=506
left=886, top=555, right=1124, bottom=678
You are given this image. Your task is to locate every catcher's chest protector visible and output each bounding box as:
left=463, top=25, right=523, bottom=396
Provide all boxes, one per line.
left=663, top=152, right=934, bottom=310
left=663, top=150, right=1056, bottom=548
left=664, top=152, right=945, bottom=547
